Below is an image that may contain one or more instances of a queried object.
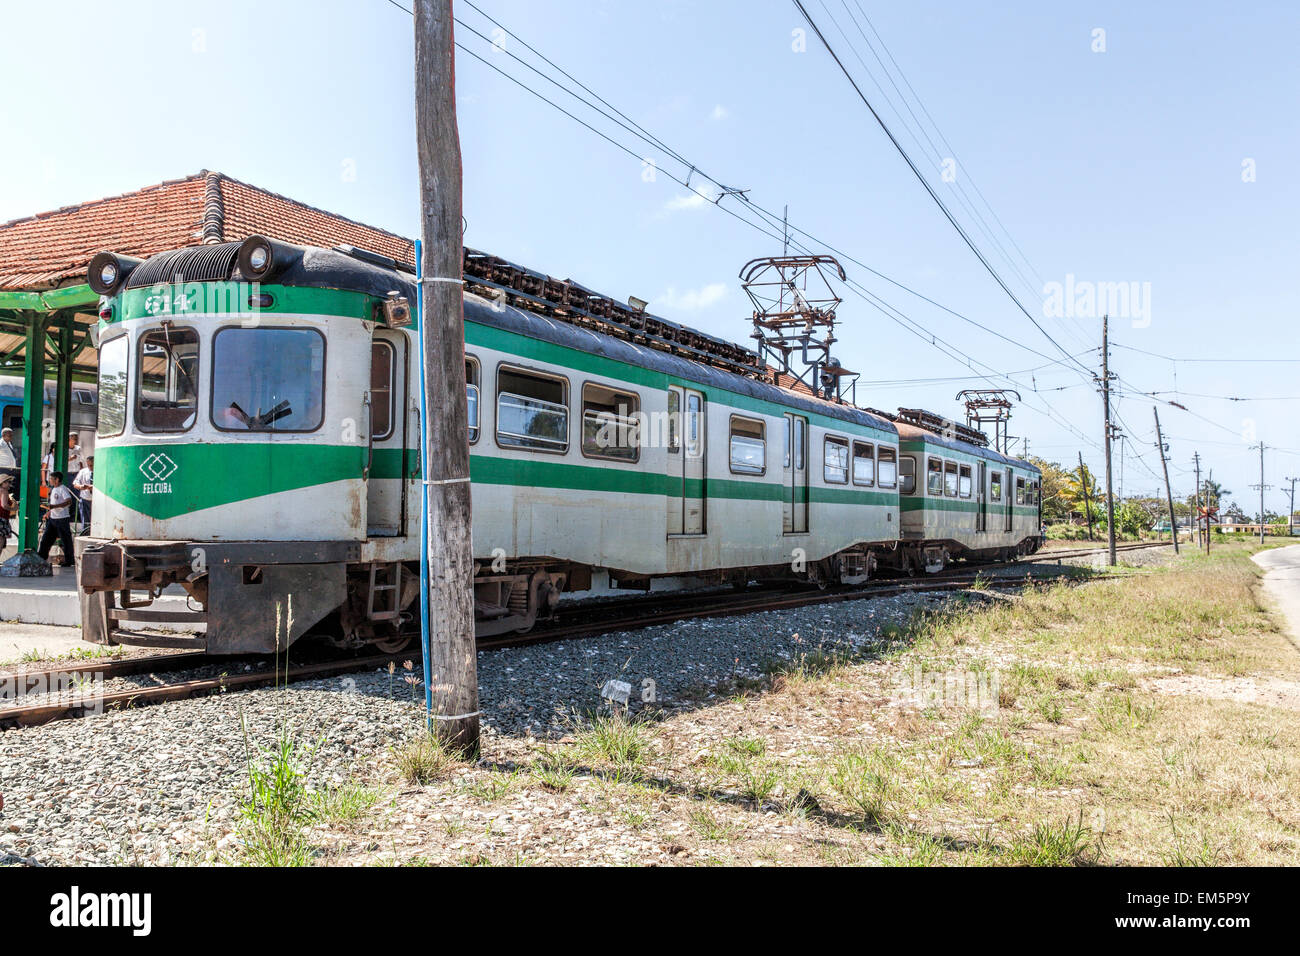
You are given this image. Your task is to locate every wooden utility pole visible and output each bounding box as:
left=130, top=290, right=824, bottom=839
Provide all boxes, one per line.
left=1153, top=407, right=1178, bottom=554
left=1193, top=452, right=1203, bottom=552
left=1287, top=477, right=1297, bottom=537
left=1100, top=314, right=1117, bottom=566
left=1077, top=451, right=1095, bottom=541
left=415, top=0, right=479, bottom=755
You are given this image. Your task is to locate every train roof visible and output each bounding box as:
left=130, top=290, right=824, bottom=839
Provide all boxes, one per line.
left=103, top=239, right=899, bottom=439
left=893, top=420, right=1039, bottom=472
left=465, top=292, right=898, bottom=437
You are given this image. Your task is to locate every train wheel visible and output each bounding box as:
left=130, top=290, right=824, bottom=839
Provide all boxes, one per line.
left=374, top=632, right=414, bottom=654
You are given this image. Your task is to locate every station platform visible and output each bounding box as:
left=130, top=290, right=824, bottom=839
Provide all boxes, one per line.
left=0, top=567, right=195, bottom=628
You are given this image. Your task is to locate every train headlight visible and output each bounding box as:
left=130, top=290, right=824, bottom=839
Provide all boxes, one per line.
left=87, top=251, right=142, bottom=295
left=238, top=235, right=281, bottom=281
left=382, top=292, right=412, bottom=328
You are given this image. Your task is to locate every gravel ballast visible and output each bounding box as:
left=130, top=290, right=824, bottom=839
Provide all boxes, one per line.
left=0, top=560, right=1120, bottom=866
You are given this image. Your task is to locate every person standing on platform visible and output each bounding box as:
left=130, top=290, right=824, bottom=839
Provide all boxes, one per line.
left=73, top=455, right=93, bottom=534
left=0, top=474, right=14, bottom=563
left=37, top=470, right=75, bottom=568
left=0, top=427, right=18, bottom=485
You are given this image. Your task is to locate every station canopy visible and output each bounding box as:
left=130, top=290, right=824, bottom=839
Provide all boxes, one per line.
left=0, top=170, right=416, bottom=560
left=0, top=169, right=416, bottom=377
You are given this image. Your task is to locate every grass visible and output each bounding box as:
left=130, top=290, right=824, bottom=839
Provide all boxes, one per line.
left=393, top=732, right=462, bottom=785
left=571, top=709, right=655, bottom=777
left=237, top=726, right=316, bottom=867
left=307, top=542, right=1300, bottom=867
left=1005, top=814, right=1101, bottom=866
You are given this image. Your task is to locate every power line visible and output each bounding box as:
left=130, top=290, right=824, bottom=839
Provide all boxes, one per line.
left=791, top=0, right=1095, bottom=378
left=386, top=0, right=1102, bottom=447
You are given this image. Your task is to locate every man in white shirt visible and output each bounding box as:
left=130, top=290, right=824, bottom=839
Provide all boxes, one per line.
left=0, top=427, right=18, bottom=483
left=73, top=455, right=94, bottom=534
left=37, top=470, right=76, bottom=568
left=65, top=433, right=85, bottom=476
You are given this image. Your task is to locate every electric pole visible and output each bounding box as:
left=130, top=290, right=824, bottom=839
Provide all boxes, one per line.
left=415, top=0, right=479, bottom=755
left=1100, top=314, right=1117, bottom=566
left=1153, top=407, right=1178, bottom=554
left=1193, top=452, right=1203, bottom=552
left=1250, top=442, right=1269, bottom=546
left=1077, top=451, right=1095, bottom=541
left=1286, top=477, right=1297, bottom=537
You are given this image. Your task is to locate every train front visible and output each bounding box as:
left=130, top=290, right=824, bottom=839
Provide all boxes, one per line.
left=76, top=237, right=412, bottom=653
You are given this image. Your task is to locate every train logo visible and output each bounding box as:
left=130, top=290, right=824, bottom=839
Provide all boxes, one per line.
left=139, top=452, right=178, bottom=494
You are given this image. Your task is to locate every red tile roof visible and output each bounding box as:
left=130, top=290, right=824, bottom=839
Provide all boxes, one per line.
left=0, top=171, right=414, bottom=291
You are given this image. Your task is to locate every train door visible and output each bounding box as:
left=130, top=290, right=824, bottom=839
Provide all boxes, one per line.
left=683, top=389, right=706, bottom=533
left=782, top=414, right=808, bottom=533
left=977, top=461, right=987, bottom=532
left=366, top=332, right=407, bottom=537
left=1004, top=467, right=1014, bottom=533
left=666, top=386, right=706, bottom=534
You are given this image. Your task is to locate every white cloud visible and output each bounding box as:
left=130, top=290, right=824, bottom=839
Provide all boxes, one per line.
left=710, top=104, right=729, bottom=121
left=658, top=283, right=728, bottom=311
left=662, top=183, right=715, bottom=214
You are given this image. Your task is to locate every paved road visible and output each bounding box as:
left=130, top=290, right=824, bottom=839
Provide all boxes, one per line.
left=1253, top=544, right=1300, bottom=647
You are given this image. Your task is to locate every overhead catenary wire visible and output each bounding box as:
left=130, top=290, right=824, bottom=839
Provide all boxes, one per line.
left=382, top=0, right=1104, bottom=449
left=791, top=0, right=1096, bottom=379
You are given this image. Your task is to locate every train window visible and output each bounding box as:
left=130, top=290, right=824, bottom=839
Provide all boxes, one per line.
left=927, top=457, right=943, bottom=495
left=990, top=471, right=1003, bottom=502
left=497, top=366, right=568, bottom=452
left=783, top=417, right=791, bottom=469
left=1016, top=477, right=1026, bottom=504
left=898, top=455, right=916, bottom=494
left=959, top=464, right=972, bottom=498
left=824, top=436, right=849, bottom=484
left=666, top=389, right=680, bottom=453
left=729, top=415, right=765, bottom=475
left=137, top=327, right=199, bottom=433
left=687, top=393, right=702, bottom=456
left=369, top=341, right=394, bottom=441
left=878, top=447, right=898, bottom=488
left=852, top=442, right=875, bottom=486
left=74, top=389, right=95, bottom=406
left=794, top=419, right=805, bottom=470
left=944, top=461, right=959, bottom=497
left=466, top=358, right=480, bottom=443
left=582, top=383, right=640, bottom=462
left=212, top=327, right=325, bottom=432
left=96, top=334, right=128, bottom=438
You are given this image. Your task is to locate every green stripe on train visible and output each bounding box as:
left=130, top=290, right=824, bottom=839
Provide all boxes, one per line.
left=106, top=282, right=897, bottom=445
left=98, top=443, right=365, bottom=519
left=97, top=442, right=896, bottom=519
left=900, top=496, right=1039, bottom=517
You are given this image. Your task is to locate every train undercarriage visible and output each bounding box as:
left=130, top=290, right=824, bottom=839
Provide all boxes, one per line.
left=74, top=536, right=1042, bottom=655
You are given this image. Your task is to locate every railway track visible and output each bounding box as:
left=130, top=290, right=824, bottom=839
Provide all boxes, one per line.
left=0, top=559, right=1101, bottom=730
left=1029, top=539, right=1172, bottom=563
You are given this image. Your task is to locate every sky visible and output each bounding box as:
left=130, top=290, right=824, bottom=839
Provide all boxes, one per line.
left=2, top=0, right=1298, bottom=514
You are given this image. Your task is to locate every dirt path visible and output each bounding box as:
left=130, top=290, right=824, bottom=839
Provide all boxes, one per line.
left=1253, top=544, right=1300, bottom=651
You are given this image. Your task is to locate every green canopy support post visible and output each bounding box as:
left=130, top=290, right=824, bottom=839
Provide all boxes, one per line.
left=1, top=310, right=52, bottom=576
left=52, top=318, right=73, bottom=475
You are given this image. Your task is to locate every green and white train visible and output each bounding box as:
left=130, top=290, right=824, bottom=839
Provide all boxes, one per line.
left=75, top=237, right=1041, bottom=655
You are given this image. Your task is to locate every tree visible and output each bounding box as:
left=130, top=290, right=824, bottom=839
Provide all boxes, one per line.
left=1062, top=461, right=1103, bottom=519
left=1202, top=478, right=1230, bottom=511
left=1028, top=457, right=1073, bottom=524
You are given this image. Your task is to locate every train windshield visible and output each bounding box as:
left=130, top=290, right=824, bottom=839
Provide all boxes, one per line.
left=97, top=334, right=128, bottom=437
left=212, top=328, right=325, bottom=431
left=137, top=327, right=199, bottom=432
